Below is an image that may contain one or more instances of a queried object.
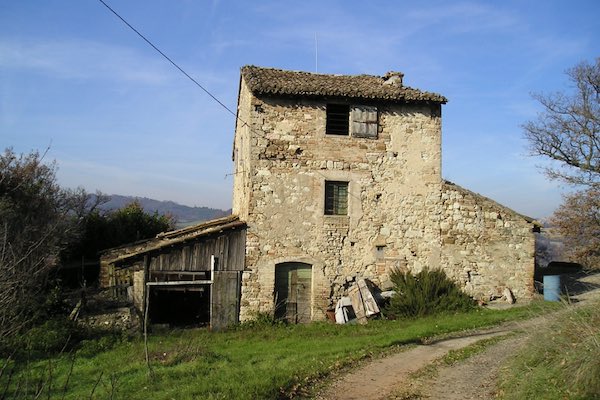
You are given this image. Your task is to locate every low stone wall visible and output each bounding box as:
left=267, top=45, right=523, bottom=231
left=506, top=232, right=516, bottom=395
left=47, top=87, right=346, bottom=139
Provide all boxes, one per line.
left=81, top=307, right=140, bottom=332
left=440, top=182, right=536, bottom=301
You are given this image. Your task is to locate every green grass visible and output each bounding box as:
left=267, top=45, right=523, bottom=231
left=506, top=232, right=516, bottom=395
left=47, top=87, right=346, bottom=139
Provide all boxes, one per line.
left=499, top=300, right=600, bottom=400
left=2, top=301, right=559, bottom=400
left=440, top=334, right=511, bottom=366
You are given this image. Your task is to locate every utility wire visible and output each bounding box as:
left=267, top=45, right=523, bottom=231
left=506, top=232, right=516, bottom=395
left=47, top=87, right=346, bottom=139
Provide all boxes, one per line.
left=97, top=0, right=243, bottom=124
left=97, top=0, right=365, bottom=199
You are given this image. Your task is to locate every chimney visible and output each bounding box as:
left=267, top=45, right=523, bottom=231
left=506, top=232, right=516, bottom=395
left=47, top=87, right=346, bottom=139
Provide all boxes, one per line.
left=383, top=71, right=404, bottom=86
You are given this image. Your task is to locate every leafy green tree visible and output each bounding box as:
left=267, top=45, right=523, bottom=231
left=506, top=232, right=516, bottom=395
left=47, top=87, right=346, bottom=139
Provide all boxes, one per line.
left=68, top=201, right=174, bottom=262
left=107, top=200, right=174, bottom=245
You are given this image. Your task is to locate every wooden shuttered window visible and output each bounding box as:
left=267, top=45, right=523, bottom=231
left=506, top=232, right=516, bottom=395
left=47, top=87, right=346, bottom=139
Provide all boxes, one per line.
left=351, top=106, right=378, bottom=138
left=325, top=181, right=348, bottom=215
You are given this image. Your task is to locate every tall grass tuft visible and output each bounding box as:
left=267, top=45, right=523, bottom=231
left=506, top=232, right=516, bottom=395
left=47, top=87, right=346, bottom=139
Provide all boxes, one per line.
left=384, top=268, right=475, bottom=319
left=500, top=299, right=600, bottom=399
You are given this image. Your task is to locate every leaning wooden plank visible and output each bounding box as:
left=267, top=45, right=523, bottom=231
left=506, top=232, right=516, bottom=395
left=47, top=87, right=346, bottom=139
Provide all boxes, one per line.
left=348, top=285, right=368, bottom=324
left=357, top=279, right=380, bottom=317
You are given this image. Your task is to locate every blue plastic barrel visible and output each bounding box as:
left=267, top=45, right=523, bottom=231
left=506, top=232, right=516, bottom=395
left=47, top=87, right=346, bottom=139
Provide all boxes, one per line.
left=543, top=275, right=562, bottom=301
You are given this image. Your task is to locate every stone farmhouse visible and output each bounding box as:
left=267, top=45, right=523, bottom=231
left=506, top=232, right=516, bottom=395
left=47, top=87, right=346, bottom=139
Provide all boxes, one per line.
left=101, top=66, right=539, bottom=328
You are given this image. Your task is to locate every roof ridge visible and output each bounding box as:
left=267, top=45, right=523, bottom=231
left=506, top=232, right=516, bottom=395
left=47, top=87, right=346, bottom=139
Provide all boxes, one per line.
left=240, top=65, right=447, bottom=104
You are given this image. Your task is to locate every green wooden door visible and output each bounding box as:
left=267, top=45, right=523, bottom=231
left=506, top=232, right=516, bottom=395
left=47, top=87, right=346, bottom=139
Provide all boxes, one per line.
left=274, top=262, right=312, bottom=323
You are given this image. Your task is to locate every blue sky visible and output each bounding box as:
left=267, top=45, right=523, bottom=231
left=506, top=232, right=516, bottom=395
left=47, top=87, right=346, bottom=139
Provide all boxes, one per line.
left=1, top=1, right=598, bottom=217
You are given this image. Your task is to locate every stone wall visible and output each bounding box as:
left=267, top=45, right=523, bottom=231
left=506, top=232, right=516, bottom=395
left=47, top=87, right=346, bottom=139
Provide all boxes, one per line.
left=440, top=181, right=536, bottom=301
left=233, top=77, right=538, bottom=321
left=234, top=79, right=444, bottom=321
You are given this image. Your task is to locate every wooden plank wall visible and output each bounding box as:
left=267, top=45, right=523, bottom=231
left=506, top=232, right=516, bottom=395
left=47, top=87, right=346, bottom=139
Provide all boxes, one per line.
left=148, top=228, right=246, bottom=273
left=110, top=226, right=246, bottom=329
left=211, top=271, right=242, bottom=330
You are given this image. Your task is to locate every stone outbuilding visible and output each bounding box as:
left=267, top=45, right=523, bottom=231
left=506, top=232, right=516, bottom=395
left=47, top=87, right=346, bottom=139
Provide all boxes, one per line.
left=232, top=66, right=538, bottom=322
left=101, top=66, right=539, bottom=328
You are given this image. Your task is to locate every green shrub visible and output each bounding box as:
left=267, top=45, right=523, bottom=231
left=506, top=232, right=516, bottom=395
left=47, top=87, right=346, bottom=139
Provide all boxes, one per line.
left=18, top=318, right=79, bottom=357
left=384, top=268, right=475, bottom=319
left=76, top=334, right=122, bottom=358
left=0, top=317, right=105, bottom=359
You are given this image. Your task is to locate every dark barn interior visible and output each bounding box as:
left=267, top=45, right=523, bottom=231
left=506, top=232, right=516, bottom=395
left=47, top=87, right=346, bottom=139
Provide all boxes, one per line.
left=149, top=286, right=211, bottom=326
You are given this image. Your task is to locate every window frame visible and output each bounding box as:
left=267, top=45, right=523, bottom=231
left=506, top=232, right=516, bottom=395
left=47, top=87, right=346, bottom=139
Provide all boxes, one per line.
left=324, top=181, right=349, bottom=216
left=325, top=103, right=378, bottom=138
left=325, top=104, right=350, bottom=136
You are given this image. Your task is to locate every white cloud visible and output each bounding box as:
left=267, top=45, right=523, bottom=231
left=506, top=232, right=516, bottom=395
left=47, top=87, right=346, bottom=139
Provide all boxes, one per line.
left=0, top=38, right=172, bottom=84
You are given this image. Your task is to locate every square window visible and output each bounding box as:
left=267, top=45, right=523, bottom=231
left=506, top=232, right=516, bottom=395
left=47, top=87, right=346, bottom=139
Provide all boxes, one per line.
left=325, top=181, right=348, bottom=215
left=326, top=104, right=350, bottom=135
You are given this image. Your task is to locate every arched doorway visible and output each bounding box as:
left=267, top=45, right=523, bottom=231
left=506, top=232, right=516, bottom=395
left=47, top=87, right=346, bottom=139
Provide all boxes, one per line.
left=274, top=262, right=312, bottom=323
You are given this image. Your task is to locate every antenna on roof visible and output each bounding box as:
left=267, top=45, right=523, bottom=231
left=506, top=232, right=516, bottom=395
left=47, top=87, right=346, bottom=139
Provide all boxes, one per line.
left=314, top=33, right=318, bottom=73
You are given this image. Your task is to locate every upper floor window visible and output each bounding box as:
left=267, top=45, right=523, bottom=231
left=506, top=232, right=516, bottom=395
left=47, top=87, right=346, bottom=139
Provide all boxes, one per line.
left=326, top=104, right=378, bottom=138
left=325, top=181, right=348, bottom=215
left=326, top=104, right=350, bottom=135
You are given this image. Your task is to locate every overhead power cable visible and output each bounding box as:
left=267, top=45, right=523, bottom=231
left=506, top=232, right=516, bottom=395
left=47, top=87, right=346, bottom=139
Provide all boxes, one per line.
left=97, top=0, right=242, bottom=123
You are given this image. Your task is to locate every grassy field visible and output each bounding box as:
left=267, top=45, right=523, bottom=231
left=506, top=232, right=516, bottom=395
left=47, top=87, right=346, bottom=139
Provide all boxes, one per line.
left=499, top=299, right=600, bottom=400
left=3, top=302, right=559, bottom=400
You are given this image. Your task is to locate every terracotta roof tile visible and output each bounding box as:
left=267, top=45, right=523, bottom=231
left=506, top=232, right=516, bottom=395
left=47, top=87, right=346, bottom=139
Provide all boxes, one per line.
left=241, top=66, right=447, bottom=104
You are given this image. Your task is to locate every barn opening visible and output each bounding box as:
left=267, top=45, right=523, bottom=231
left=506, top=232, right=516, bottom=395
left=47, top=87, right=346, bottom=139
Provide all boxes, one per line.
left=149, top=285, right=210, bottom=327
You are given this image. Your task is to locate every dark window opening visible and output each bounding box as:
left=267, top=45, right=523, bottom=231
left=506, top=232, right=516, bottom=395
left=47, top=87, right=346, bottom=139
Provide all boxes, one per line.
left=326, top=104, right=350, bottom=135
left=149, top=286, right=210, bottom=327
left=325, top=181, right=349, bottom=215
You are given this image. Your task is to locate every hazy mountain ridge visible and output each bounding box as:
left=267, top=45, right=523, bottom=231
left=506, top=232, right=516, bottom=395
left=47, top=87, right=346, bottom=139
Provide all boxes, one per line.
left=99, top=194, right=230, bottom=226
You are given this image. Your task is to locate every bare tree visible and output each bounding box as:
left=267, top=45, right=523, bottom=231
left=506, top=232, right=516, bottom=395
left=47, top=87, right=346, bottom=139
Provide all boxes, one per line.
left=551, top=188, right=600, bottom=269
left=524, top=59, right=600, bottom=269
left=523, top=58, right=599, bottom=187
left=0, top=148, right=100, bottom=340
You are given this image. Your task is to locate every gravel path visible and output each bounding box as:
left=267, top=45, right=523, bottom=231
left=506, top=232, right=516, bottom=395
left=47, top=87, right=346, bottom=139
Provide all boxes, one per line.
left=417, top=335, right=525, bottom=399
left=314, top=320, right=537, bottom=400
left=313, top=272, right=600, bottom=400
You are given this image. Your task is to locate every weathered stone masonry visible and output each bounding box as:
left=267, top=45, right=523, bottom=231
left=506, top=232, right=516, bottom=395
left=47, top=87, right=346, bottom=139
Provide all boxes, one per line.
left=233, top=66, right=537, bottom=321
left=440, top=182, right=536, bottom=300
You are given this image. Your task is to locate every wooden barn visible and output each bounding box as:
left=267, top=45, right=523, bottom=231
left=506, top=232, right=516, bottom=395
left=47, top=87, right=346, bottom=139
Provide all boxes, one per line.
left=100, top=216, right=246, bottom=330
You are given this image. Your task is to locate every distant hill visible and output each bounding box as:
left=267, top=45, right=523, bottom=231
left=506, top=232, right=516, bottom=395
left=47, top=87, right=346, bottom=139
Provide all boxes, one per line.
left=98, top=195, right=230, bottom=228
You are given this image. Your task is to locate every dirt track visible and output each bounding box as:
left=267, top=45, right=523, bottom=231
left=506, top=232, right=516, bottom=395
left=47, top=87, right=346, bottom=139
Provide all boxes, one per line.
left=313, top=272, right=600, bottom=400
